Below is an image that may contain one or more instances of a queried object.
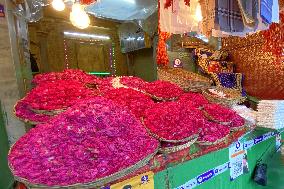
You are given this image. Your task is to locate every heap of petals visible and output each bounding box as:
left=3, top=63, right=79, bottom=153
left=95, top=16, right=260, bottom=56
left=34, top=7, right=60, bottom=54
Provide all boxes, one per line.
left=96, top=77, right=115, bottom=93
left=32, top=69, right=101, bottom=85
left=119, top=76, right=149, bottom=90
left=144, top=81, right=184, bottom=100
left=8, top=97, right=159, bottom=186
left=24, top=80, right=95, bottom=111
left=203, top=104, right=245, bottom=128
left=143, top=102, right=202, bottom=141
left=14, top=100, right=52, bottom=124
left=199, top=121, right=230, bottom=143
left=178, top=93, right=209, bottom=108
left=103, top=88, right=155, bottom=118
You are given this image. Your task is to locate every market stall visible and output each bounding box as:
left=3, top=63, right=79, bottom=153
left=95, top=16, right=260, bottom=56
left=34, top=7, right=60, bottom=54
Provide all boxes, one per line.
left=2, top=0, right=284, bottom=189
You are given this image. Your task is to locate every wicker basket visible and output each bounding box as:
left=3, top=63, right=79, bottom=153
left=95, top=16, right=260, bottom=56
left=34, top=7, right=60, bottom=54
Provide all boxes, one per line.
left=196, top=134, right=229, bottom=146
left=9, top=146, right=159, bottom=189
left=202, top=87, right=246, bottom=107
left=141, top=118, right=200, bottom=143
left=157, top=67, right=212, bottom=92
left=13, top=101, right=44, bottom=125
left=31, top=108, right=66, bottom=116
left=159, top=137, right=198, bottom=153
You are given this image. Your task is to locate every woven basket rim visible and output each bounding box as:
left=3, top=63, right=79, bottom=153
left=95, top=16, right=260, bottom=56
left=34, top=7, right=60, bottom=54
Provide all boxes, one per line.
left=159, top=137, right=198, bottom=153
left=9, top=145, right=159, bottom=189
left=196, top=134, right=229, bottom=146
left=13, top=100, right=43, bottom=125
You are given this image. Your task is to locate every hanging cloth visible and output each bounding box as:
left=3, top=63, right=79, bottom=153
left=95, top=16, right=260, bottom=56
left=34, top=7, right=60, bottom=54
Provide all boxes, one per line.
left=215, top=0, right=244, bottom=32
left=260, top=0, right=273, bottom=24
left=237, top=0, right=258, bottom=28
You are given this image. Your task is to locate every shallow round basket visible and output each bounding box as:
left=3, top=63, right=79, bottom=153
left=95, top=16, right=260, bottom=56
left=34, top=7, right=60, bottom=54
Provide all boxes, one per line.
left=229, top=120, right=250, bottom=132
left=13, top=102, right=42, bottom=125
left=196, top=134, right=229, bottom=146
left=159, top=137, right=198, bottom=153
left=157, top=67, right=212, bottom=92
left=141, top=118, right=200, bottom=143
left=200, top=108, right=232, bottom=126
left=9, top=146, right=159, bottom=189
left=202, top=87, right=246, bottom=107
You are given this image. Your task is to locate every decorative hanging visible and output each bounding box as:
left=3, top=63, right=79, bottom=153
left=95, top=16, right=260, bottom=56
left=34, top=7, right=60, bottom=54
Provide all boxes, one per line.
left=164, top=0, right=191, bottom=9
left=80, top=0, right=97, bottom=5
left=157, top=0, right=171, bottom=66
left=262, top=12, right=284, bottom=65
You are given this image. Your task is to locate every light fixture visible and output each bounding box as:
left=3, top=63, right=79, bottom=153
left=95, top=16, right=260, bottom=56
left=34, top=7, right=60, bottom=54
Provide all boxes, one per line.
left=124, top=0, right=135, bottom=4
left=195, top=3, right=202, bottom=22
left=52, top=0, right=65, bottom=11
left=70, top=3, right=90, bottom=29
left=64, top=31, right=110, bottom=40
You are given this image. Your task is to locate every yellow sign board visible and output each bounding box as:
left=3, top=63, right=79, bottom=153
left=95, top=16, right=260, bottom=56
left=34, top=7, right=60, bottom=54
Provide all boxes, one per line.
left=110, top=171, right=154, bottom=189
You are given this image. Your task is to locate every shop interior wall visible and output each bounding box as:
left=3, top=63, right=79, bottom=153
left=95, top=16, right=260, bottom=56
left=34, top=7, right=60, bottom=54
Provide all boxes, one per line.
left=28, top=7, right=128, bottom=76
left=127, top=48, right=157, bottom=81
left=0, top=102, right=14, bottom=189
left=222, top=13, right=284, bottom=99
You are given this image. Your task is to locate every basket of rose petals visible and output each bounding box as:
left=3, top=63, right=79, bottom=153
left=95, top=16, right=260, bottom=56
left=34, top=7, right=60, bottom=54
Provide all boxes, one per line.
left=197, top=121, right=230, bottom=146
left=143, top=80, right=184, bottom=101
left=201, top=104, right=246, bottom=131
left=158, top=67, right=212, bottom=92
left=159, top=137, right=198, bottom=153
left=103, top=88, right=155, bottom=119
left=8, top=97, right=159, bottom=188
left=32, top=69, right=101, bottom=86
left=143, top=101, right=202, bottom=143
left=14, top=100, right=53, bottom=125
left=178, top=92, right=210, bottom=108
left=24, top=80, right=95, bottom=115
left=202, top=87, right=246, bottom=107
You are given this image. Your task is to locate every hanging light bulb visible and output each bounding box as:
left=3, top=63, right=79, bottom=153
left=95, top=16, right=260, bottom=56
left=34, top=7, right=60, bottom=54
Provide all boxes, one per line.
left=70, top=3, right=90, bottom=29
left=195, top=3, right=202, bottom=22
left=52, top=0, right=65, bottom=11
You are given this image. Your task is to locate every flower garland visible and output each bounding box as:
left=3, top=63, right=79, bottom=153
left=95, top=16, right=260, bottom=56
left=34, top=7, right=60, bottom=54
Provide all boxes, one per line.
left=157, top=31, right=171, bottom=66
left=80, top=0, right=96, bottom=5
left=262, top=12, right=284, bottom=65
left=9, top=97, right=159, bottom=186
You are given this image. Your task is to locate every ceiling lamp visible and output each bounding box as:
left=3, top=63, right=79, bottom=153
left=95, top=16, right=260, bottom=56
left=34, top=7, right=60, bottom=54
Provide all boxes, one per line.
left=52, top=0, right=65, bottom=11
left=195, top=3, right=203, bottom=22
left=70, top=3, right=90, bottom=29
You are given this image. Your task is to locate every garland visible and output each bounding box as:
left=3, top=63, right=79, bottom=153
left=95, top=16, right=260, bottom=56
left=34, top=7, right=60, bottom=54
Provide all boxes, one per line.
left=262, top=12, right=284, bottom=65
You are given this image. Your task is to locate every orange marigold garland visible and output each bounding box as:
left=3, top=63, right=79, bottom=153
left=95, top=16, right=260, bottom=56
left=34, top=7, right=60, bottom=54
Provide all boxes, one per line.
left=80, top=0, right=96, bottom=5
left=158, top=0, right=171, bottom=66
left=157, top=31, right=171, bottom=66
left=262, top=12, right=284, bottom=65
